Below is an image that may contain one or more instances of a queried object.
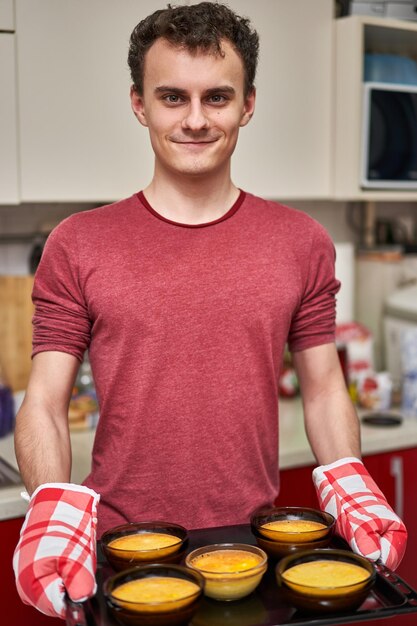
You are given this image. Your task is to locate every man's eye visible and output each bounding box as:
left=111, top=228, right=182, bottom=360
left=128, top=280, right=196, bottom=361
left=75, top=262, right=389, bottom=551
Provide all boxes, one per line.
left=208, top=95, right=226, bottom=104
left=164, top=94, right=181, bottom=103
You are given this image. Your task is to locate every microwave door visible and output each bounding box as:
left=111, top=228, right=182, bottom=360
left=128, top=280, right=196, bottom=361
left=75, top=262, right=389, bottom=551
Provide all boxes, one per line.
left=361, top=82, right=417, bottom=189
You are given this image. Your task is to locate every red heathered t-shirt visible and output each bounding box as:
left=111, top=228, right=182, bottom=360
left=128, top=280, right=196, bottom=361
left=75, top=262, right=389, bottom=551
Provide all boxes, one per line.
left=32, top=191, right=340, bottom=537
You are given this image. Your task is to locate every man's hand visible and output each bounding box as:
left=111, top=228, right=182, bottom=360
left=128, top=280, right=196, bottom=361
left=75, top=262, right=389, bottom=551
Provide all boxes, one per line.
left=13, top=483, right=100, bottom=618
left=313, top=457, right=407, bottom=570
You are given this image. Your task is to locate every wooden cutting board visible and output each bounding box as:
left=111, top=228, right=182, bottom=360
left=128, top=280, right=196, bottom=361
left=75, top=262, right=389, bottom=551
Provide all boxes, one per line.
left=0, top=276, right=34, bottom=392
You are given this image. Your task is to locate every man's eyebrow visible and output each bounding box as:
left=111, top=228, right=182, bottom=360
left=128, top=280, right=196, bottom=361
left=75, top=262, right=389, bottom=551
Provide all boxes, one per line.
left=154, top=85, right=236, bottom=96
left=154, top=86, right=188, bottom=96
left=205, top=86, right=236, bottom=96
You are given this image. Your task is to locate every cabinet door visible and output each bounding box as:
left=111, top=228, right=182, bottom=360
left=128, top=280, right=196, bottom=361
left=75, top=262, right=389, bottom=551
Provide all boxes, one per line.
left=16, top=0, right=333, bottom=202
left=0, top=0, right=14, bottom=30
left=225, top=0, right=333, bottom=199
left=15, top=0, right=186, bottom=203
left=2, top=516, right=62, bottom=626
left=0, top=33, right=19, bottom=203
left=363, top=448, right=417, bottom=591
left=277, top=464, right=318, bottom=509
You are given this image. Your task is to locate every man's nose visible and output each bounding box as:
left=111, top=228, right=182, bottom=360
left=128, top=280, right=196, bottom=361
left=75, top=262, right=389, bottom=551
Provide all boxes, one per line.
left=182, top=99, right=209, bottom=131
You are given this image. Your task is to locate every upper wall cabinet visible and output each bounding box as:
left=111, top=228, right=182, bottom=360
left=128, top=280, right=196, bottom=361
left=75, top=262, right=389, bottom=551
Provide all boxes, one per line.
left=15, top=0, right=334, bottom=203
left=0, top=34, right=19, bottom=203
left=0, top=0, right=14, bottom=30
left=333, top=15, right=417, bottom=201
left=0, top=1, right=18, bottom=204
left=223, top=0, right=334, bottom=200
left=15, top=0, right=186, bottom=203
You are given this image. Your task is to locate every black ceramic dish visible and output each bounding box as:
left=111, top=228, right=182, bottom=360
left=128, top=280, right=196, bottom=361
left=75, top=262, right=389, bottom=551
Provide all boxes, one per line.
left=101, top=521, right=188, bottom=571
left=250, top=507, right=335, bottom=558
left=251, top=526, right=333, bottom=559
left=103, top=563, right=204, bottom=626
left=275, top=548, right=376, bottom=614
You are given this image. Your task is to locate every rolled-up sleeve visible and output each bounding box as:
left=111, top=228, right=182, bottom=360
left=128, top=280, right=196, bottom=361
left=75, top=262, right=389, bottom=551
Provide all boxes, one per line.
left=32, top=216, right=91, bottom=361
left=288, top=224, right=340, bottom=353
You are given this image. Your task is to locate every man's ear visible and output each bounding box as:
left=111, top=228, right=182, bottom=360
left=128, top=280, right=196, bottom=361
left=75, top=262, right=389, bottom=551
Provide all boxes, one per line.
left=240, top=87, right=256, bottom=127
left=130, top=86, right=148, bottom=127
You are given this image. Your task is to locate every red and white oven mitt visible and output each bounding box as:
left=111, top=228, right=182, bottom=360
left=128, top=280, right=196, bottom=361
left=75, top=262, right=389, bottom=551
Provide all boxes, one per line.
left=313, top=457, right=407, bottom=570
left=13, top=483, right=100, bottom=619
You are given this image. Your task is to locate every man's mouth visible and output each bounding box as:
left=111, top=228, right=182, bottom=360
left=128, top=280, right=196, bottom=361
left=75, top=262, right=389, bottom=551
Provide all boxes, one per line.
left=170, top=136, right=221, bottom=144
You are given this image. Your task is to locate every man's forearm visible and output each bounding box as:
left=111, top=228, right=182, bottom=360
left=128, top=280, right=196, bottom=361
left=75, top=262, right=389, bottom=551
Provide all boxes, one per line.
left=293, top=343, right=361, bottom=466
left=303, top=385, right=361, bottom=466
left=14, top=400, right=72, bottom=494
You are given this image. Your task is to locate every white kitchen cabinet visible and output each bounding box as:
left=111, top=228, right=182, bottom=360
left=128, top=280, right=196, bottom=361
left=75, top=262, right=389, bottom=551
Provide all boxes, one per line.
left=0, top=0, right=14, bottom=30
left=0, top=33, right=19, bottom=204
left=218, top=0, right=334, bottom=199
left=334, top=15, right=417, bottom=201
left=16, top=0, right=334, bottom=202
left=15, top=0, right=186, bottom=203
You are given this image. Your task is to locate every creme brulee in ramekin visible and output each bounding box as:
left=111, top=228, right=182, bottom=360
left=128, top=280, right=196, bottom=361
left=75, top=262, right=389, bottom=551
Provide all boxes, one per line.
left=185, top=543, right=267, bottom=601
left=110, top=575, right=201, bottom=613
left=259, top=519, right=327, bottom=542
left=282, top=559, right=371, bottom=597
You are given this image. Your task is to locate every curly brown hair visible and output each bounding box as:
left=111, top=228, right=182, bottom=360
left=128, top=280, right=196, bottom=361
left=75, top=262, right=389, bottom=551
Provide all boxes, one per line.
left=128, top=2, right=259, bottom=97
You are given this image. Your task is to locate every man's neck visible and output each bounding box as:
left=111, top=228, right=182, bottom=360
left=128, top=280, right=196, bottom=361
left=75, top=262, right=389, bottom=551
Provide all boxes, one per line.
left=142, top=168, right=240, bottom=225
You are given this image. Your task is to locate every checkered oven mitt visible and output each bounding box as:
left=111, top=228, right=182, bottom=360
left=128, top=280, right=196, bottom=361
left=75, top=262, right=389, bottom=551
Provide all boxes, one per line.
left=313, top=457, right=407, bottom=570
left=13, top=483, right=100, bottom=619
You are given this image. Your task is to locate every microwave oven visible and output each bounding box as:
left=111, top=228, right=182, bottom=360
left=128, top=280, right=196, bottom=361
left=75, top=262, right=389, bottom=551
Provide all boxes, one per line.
left=361, top=82, right=417, bottom=189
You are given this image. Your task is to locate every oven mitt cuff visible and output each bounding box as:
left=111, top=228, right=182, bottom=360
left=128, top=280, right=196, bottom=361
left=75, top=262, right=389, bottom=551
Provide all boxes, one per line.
left=313, top=457, right=407, bottom=570
left=13, top=483, right=100, bottom=619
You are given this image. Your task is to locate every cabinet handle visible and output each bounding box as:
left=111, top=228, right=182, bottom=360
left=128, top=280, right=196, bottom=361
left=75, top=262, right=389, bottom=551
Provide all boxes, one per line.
left=389, top=456, right=404, bottom=519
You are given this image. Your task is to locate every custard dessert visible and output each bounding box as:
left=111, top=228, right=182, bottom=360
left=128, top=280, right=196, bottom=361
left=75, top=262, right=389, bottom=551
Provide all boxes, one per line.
left=111, top=576, right=200, bottom=613
left=282, top=560, right=370, bottom=596
left=109, top=533, right=181, bottom=552
left=107, top=532, right=182, bottom=561
left=262, top=520, right=326, bottom=533
left=192, top=549, right=263, bottom=573
left=259, top=519, right=327, bottom=542
left=186, top=546, right=267, bottom=601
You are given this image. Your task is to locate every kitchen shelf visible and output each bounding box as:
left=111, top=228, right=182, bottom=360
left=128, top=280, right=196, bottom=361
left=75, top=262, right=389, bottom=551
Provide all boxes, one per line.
left=333, top=15, right=417, bottom=201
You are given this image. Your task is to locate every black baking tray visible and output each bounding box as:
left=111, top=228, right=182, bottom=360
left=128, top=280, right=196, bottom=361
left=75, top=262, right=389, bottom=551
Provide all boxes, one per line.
left=68, top=523, right=417, bottom=626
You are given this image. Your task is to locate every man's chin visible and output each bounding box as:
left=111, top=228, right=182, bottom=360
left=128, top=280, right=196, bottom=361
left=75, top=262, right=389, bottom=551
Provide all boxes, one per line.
left=168, top=160, right=217, bottom=177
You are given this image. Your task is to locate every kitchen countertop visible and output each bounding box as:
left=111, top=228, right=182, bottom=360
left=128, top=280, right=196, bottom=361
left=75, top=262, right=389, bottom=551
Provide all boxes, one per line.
left=1, top=398, right=416, bottom=522
left=0, top=428, right=95, bottom=521
left=278, top=398, right=417, bottom=468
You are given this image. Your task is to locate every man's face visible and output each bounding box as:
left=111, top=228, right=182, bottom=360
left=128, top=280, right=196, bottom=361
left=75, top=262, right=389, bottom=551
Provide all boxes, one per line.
left=130, top=38, right=255, bottom=179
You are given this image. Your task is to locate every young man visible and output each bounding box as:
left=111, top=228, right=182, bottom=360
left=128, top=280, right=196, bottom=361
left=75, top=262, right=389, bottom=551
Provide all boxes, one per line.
left=13, top=2, right=406, bottom=619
